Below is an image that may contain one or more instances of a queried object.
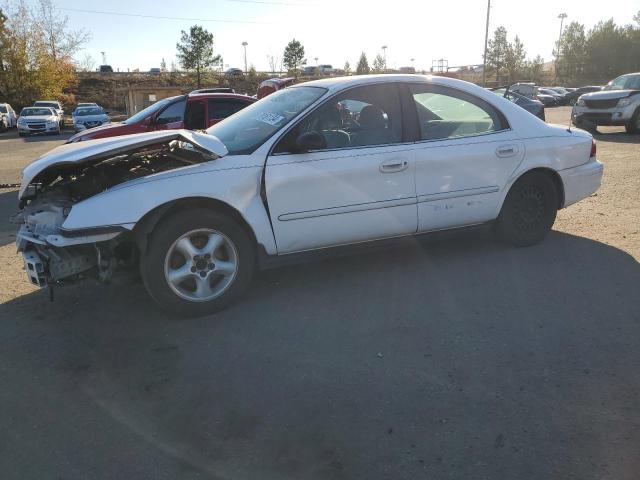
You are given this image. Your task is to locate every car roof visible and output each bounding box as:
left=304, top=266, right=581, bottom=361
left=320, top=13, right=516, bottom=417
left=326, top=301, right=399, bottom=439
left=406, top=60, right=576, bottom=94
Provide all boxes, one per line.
left=298, top=74, right=487, bottom=94
left=187, top=92, right=255, bottom=100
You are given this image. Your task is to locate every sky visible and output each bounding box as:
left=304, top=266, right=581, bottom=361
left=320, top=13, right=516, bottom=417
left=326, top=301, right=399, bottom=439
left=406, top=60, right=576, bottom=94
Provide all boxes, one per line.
left=33, top=0, right=640, bottom=72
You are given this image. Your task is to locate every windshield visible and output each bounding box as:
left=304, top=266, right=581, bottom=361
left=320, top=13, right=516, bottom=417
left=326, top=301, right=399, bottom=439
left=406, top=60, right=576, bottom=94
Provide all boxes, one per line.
left=206, top=86, right=327, bottom=154
left=0, top=106, right=6, bottom=113
left=21, top=108, right=53, bottom=116
left=76, top=108, right=104, bottom=116
left=605, top=74, right=640, bottom=90
left=33, top=102, right=58, bottom=109
left=124, top=97, right=181, bottom=124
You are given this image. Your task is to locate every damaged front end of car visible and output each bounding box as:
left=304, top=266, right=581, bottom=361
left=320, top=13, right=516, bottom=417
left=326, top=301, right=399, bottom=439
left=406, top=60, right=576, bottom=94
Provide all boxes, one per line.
left=14, top=130, right=227, bottom=290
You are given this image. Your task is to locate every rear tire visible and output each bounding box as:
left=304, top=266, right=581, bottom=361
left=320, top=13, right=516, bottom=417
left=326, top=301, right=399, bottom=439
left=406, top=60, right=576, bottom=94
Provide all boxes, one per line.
left=625, top=109, right=640, bottom=134
left=494, top=172, right=559, bottom=247
left=140, top=208, right=255, bottom=316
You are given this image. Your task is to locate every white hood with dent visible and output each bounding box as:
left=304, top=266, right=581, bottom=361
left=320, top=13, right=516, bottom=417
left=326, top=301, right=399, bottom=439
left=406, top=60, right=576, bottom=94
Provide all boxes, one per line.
left=19, top=130, right=228, bottom=199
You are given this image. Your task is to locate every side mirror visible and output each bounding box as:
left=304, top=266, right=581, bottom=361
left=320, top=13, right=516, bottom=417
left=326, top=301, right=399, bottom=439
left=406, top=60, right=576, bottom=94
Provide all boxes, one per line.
left=295, top=131, right=326, bottom=152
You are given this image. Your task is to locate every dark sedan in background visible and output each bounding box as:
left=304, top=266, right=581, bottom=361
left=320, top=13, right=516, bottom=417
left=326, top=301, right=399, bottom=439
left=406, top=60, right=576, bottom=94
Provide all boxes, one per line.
left=565, top=86, right=603, bottom=105
left=490, top=87, right=545, bottom=120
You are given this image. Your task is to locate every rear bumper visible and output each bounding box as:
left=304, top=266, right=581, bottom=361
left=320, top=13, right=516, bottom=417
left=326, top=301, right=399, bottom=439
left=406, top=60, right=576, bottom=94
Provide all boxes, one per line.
left=559, top=157, right=603, bottom=208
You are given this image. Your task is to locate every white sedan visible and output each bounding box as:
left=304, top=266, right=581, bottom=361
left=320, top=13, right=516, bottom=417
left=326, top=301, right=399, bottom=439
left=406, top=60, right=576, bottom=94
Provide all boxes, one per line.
left=15, top=75, right=603, bottom=315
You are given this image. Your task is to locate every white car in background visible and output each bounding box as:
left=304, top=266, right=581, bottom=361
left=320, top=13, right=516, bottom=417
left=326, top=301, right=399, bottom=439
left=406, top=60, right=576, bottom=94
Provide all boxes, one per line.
left=15, top=75, right=603, bottom=316
left=0, top=103, right=18, bottom=131
left=72, top=106, right=111, bottom=132
left=33, top=100, right=65, bottom=127
left=17, top=107, right=62, bottom=136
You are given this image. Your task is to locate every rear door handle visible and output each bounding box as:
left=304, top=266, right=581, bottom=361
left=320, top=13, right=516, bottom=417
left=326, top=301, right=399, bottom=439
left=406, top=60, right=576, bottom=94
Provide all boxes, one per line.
left=380, top=159, right=409, bottom=173
left=496, top=145, right=518, bottom=158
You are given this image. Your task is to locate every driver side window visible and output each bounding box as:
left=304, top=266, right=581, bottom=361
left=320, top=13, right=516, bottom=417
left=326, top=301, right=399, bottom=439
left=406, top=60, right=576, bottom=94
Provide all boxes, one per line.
left=273, top=83, right=403, bottom=154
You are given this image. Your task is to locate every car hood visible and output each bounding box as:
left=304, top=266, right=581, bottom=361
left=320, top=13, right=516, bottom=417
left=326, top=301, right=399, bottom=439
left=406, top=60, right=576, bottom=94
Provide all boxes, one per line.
left=20, top=115, right=56, bottom=121
left=74, top=114, right=109, bottom=122
left=581, top=89, right=638, bottom=101
left=20, top=130, right=228, bottom=199
left=67, top=121, right=127, bottom=141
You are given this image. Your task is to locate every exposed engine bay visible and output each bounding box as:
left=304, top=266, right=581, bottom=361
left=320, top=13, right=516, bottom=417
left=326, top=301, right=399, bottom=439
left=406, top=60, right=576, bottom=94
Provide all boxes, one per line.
left=16, top=139, right=216, bottom=288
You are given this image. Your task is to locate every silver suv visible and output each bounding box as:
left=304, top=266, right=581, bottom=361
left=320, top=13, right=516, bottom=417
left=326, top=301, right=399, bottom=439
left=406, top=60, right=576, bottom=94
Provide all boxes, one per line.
left=571, top=73, right=640, bottom=134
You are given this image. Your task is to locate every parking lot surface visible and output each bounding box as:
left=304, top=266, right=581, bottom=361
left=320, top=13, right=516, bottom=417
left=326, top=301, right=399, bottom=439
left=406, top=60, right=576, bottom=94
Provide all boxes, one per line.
left=0, top=108, right=639, bottom=479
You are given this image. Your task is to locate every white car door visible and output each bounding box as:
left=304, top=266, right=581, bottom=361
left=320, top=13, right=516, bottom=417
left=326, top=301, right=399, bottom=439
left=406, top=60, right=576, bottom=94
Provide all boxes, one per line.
left=406, top=83, right=525, bottom=232
left=265, top=83, right=417, bottom=253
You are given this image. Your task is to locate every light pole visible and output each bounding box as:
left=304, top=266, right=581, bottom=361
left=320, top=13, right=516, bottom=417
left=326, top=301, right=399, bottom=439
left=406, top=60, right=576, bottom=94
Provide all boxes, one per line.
left=482, top=0, right=491, bottom=86
left=381, top=45, right=387, bottom=71
left=556, top=13, right=567, bottom=60
left=555, top=13, right=567, bottom=80
left=242, top=41, right=248, bottom=73
left=314, top=57, right=318, bottom=65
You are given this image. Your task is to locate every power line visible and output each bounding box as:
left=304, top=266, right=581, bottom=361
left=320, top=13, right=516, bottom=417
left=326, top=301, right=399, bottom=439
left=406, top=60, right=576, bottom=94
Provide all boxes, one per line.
left=227, top=0, right=314, bottom=5
left=58, top=7, right=273, bottom=24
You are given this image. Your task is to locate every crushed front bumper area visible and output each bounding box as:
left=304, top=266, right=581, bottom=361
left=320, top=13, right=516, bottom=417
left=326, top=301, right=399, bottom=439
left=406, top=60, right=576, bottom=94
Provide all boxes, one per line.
left=16, top=223, right=123, bottom=289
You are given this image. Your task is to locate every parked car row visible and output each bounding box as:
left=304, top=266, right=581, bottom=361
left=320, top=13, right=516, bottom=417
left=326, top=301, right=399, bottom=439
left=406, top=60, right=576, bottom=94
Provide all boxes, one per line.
left=509, top=83, right=605, bottom=107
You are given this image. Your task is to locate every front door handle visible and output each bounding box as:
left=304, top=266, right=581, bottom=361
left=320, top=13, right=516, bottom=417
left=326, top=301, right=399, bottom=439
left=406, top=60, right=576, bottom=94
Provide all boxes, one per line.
left=380, top=159, right=409, bottom=173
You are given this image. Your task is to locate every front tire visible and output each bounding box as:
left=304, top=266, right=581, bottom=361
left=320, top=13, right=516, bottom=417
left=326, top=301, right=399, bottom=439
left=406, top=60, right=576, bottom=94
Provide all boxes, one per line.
left=141, top=209, right=255, bottom=316
left=625, top=109, right=640, bottom=134
left=494, top=172, right=559, bottom=247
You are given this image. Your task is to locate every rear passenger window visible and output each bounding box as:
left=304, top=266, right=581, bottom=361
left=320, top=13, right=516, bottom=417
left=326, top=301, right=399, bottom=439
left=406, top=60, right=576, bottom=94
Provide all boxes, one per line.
left=208, top=100, right=248, bottom=120
left=410, top=84, right=507, bottom=141
left=273, top=83, right=403, bottom=153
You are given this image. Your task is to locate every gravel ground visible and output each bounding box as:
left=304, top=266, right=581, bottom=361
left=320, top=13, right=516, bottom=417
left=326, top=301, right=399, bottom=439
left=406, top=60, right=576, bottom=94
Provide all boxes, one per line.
left=0, top=108, right=638, bottom=480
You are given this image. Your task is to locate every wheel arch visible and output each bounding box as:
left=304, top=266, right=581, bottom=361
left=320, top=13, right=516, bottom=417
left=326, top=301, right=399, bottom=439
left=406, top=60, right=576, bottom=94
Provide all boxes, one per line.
left=132, top=197, right=260, bottom=255
left=500, top=167, right=565, bottom=213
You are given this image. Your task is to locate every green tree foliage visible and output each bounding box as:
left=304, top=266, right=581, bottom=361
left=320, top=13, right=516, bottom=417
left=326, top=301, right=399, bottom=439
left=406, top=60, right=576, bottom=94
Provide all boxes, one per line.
left=584, top=19, right=638, bottom=81
left=504, top=35, right=526, bottom=83
left=372, top=53, right=386, bottom=73
left=176, top=25, right=221, bottom=88
left=356, top=52, right=370, bottom=75
left=487, top=27, right=529, bottom=83
left=0, top=0, right=87, bottom=108
left=524, top=55, right=545, bottom=83
left=485, top=26, right=509, bottom=80
left=556, top=22, right=587, bottom=83
left=283, top=39, right=305, bottom=75
left=343, top=61, right=351, bottom=75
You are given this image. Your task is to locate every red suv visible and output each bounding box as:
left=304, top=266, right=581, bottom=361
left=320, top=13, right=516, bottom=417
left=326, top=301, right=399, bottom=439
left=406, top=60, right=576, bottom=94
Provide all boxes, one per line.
left=66, top=89, right=255, bottom=143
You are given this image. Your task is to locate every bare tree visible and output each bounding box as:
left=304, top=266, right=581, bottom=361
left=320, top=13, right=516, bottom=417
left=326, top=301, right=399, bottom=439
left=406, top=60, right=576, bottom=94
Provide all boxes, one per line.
left=77, top=52, right=95, bottom=72
left=267, top=54, right=279, bottom=73
left=34, top=0, right=90, bottom=61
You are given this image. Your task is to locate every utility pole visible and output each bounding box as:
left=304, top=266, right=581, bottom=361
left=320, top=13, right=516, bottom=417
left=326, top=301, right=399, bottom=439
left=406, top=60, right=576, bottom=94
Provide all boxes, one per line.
left=242, top=41, right=248, bottom=73
left=381, top=45, right=388, bottom=71
left=314, top=57, right=318, bottom=65
left=101, top=51, right=107, bottom=65
left=482, top=0, right=490, bottom=87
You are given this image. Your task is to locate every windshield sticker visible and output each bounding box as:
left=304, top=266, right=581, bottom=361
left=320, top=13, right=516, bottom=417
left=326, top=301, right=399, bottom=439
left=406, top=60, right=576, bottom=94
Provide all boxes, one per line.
left=255, top=112, right=285, bottom=126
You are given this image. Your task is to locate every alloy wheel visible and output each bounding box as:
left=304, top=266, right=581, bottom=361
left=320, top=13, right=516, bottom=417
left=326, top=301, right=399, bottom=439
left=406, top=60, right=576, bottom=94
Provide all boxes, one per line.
left=164, top=228, right=239, bottom=302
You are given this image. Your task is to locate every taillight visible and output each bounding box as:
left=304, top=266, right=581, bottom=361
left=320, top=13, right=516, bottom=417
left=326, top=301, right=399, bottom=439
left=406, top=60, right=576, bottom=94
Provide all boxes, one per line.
left=590, top=138, right=597, bottom=157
